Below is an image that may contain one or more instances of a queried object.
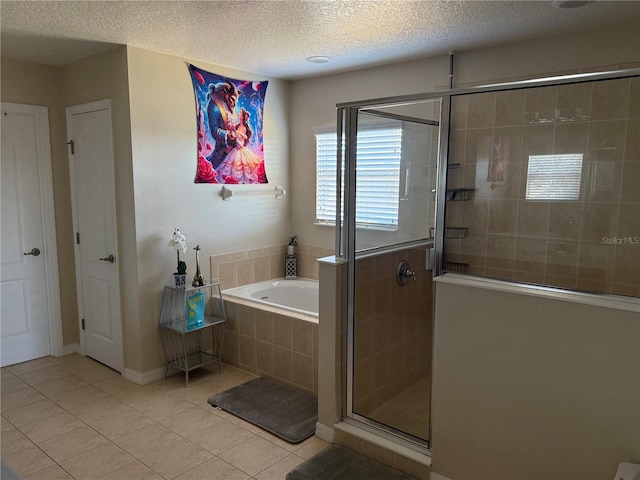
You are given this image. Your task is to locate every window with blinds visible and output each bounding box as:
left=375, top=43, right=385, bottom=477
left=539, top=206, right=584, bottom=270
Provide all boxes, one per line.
left=315, top=128, right=402, bottom=229
left=525, top=153, right=583, bottom=200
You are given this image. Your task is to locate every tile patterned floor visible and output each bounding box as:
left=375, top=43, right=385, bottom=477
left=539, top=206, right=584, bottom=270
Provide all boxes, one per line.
left=1, top=355, right=328, bottom=479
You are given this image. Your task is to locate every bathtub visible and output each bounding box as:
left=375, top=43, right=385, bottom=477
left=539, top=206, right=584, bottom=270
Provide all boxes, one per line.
left=222, top=278, right=319, bottom=323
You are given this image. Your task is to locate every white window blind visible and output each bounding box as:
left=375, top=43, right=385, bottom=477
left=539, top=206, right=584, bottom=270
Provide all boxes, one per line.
left=315, top=132, right=341, bottom=224
left=315, top=128, right=402, bottom=229
left=526, top=153, right=583, bottom=200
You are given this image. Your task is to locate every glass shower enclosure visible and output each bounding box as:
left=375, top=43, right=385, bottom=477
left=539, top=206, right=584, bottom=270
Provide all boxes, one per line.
left=336, top=97, right=443, bottom=448
left=335, top=67, right=639, bottom=452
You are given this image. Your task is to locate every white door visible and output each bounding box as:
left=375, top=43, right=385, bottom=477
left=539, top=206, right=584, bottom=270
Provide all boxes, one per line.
left=1, top=104, right=61, bottom=366
left=67, top=100, right=123, bottom=372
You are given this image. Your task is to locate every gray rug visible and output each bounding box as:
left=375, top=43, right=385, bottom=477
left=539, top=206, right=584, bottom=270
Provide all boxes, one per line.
left=207, top=377, right=317, bottom=443
left=1, top=460, right=21, bottom=480
left=286, top=445, right=418, bottom=480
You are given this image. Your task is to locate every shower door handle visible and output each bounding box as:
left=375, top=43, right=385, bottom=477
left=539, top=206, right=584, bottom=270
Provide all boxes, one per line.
left=426, top=247, right=434, bottom=271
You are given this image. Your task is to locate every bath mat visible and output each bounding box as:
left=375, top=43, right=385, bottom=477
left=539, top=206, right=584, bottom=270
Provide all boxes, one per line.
left=1, top=460, right=21, bottom=480
left=207, top=377, right=317, bottom=443
left=286, top=445, right=418, bottom=480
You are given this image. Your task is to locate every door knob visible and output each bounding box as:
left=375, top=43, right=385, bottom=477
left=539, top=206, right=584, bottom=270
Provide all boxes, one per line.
left=23, top=247, right=41, bottom=256
left=99, top=254, right=115, bottom=263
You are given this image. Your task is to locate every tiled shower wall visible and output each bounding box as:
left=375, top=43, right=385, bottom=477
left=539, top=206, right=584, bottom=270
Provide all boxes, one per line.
left=445, top=76, right=640, bottom=297
left=352, top=247, right=432, bottom=414
left=210, top=245, right=333, bottom=290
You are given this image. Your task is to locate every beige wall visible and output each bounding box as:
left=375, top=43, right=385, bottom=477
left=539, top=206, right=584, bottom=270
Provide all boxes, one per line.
left=1, top=58, right=79, bottom=346
left=289, top=55, right=450, bottom=250
left=431, top=277, right=639, bottom=479
left=453, top=25, right=640, bottom=87
left=125, top=47, right=291, bottom=372
left=2, top=49, right=135, bottom=362
left=60, top=47, right=138, bottom=369
left=1, top=46, right=291, bottom=375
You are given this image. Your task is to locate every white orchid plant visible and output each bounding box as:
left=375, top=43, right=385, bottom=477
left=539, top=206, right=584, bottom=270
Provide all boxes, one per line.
left=168, top=228, right=187, bottom=274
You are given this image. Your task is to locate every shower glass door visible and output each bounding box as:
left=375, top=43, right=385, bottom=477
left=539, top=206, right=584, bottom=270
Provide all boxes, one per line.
left=341, top=98, right=442, bottom=447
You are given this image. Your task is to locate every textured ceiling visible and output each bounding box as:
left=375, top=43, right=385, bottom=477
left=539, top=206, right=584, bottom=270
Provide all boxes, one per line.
left=1, top=1, right=639, bottom=80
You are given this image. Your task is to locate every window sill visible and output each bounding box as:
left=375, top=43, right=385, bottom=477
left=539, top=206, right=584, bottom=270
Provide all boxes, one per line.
left=314, top=221, right=398, bottom=232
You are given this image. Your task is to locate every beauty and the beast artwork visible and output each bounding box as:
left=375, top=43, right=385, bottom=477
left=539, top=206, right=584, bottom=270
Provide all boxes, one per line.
left=188, top=64, right=268, bottom=184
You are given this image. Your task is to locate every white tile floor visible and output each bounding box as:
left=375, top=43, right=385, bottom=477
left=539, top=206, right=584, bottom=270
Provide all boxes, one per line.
left=1, top=355, right=328, bottom=479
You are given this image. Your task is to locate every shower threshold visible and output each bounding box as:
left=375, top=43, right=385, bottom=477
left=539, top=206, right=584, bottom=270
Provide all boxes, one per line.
left=335, top=420, right=431, bottom=465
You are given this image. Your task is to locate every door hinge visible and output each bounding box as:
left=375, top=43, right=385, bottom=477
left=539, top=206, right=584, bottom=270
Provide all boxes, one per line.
left=76, top=232, right=80, bottom=244
left=66, top=139, right=74, bottom=154
left=81, top=318, right=85, bottom=330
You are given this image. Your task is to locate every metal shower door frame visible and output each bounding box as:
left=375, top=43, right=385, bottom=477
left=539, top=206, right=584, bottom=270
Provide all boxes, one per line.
left=337, top=99, right=446, bottom=451
left=336, top=67, right=640, bottom=453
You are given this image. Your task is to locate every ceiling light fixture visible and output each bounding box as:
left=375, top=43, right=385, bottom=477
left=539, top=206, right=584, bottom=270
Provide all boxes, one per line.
left=551, top=1, right=590, bottom=9
left=306, top=56, right=331, bottom=64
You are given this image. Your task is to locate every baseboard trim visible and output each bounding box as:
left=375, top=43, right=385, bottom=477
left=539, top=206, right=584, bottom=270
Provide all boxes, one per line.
left=60, top=343, right=80, bottom=356
left=315, top=422, right=335, bottom=443
left=122, top=367, right=164, bottom=385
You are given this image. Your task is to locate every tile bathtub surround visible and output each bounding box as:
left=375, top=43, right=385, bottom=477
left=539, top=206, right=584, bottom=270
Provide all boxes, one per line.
left=1, top=354, right=329, bottom=480
left=210, top=245, right=334, bottom=290
left=222, top=301, right=319, bottom=395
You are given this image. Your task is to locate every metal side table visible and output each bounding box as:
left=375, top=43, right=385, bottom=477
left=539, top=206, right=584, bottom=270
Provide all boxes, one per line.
left=158, top=281, right=226, bottom=386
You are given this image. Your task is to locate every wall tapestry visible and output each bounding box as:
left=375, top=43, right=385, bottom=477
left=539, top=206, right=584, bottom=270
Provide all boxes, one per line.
left=188, top=64, right=268, bottom=184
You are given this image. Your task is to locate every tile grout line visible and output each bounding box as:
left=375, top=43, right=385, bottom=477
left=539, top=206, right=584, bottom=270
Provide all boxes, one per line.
left=3, top=356, right=326, bottom=480
left=4, top=361, right=145, bottom=478
left=3, top=362, right=139, bottom=479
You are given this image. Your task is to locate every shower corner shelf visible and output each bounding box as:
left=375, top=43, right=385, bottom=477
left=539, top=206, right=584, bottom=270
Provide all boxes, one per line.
left=443, top=261, right=469, bottom=274
left=158, top=281, right=227, bottom=386
left=446, top=188, right=476, bottom=201
left=431, top=227, right=469, bottom=239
